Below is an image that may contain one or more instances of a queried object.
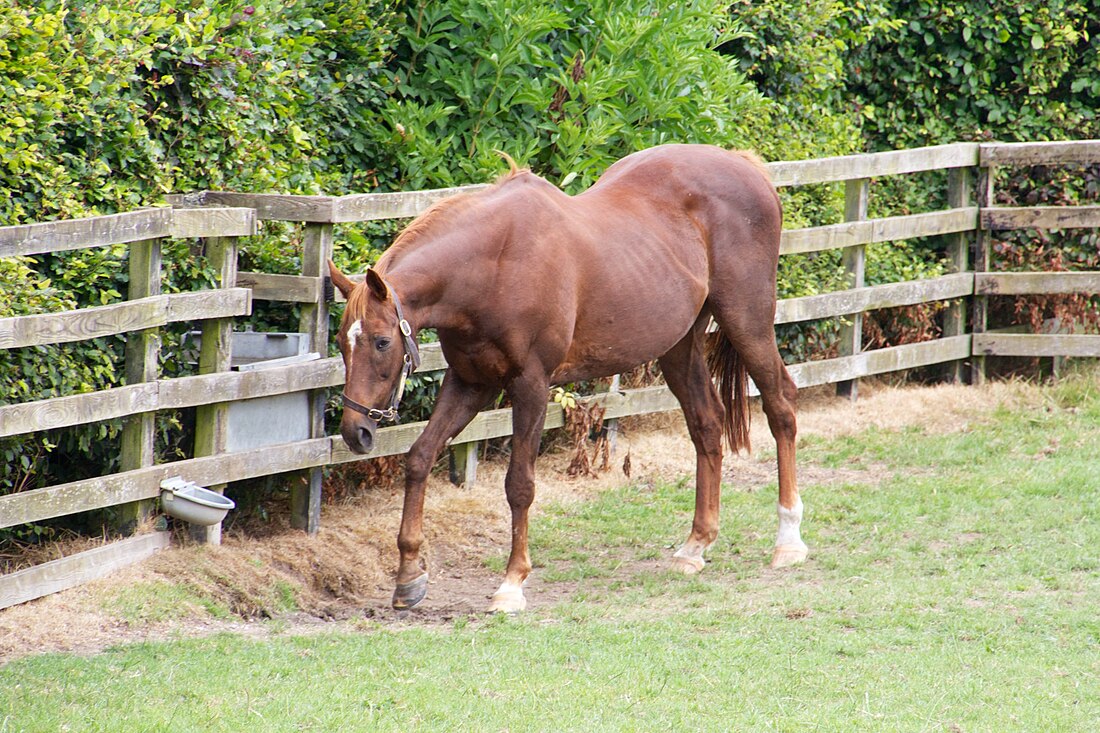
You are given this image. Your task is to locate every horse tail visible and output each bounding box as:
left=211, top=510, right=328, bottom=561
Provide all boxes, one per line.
left=705, top=328, right=751, bottom=454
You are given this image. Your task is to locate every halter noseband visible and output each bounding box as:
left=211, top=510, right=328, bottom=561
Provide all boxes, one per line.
left=340, top=288, right=422, bottom=423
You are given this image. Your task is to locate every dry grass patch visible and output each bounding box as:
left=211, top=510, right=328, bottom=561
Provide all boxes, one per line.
left=0, top=377, right=1043, bottom=663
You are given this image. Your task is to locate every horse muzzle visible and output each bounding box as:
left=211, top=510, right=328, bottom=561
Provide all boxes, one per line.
left=341, top=416, right=378, bottom=454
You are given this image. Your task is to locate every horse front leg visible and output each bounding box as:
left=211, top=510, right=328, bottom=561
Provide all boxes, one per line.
left=392, top=375, right=497, bottom=610
left=488, top=374, right=550, bottom=613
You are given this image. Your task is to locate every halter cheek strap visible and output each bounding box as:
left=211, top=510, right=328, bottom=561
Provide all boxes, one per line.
left=340, top=289, right=422, bottom=423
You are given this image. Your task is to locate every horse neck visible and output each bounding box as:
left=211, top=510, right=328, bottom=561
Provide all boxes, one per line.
left=381, top=253, right=471, bottom=335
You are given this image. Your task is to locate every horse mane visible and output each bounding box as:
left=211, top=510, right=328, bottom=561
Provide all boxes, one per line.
left=343, top=277, right=374, bottom=322
left=375, top=193, right=477, bottom=272
left=732, top=149, right=772, bottom=182
left=375, top=153, right=530, bottom=272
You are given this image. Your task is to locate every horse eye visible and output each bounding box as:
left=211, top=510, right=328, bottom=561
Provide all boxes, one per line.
left=375, top=337, right=392, bottom=352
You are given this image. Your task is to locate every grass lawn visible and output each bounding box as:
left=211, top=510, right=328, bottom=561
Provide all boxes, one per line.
left=2, top=372, right=1098, bottom=732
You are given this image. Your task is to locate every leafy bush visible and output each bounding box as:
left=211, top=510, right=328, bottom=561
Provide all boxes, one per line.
left=0, top=0, right=397, bottom=501
left=365, top=0, right=775, bottom=191
left=846, top=0, right=1100, bottom=147
left=843, top=1, right=1100, bottom=346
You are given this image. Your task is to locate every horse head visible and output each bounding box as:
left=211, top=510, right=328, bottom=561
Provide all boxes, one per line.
left=329, top=261, right=415, bottom=454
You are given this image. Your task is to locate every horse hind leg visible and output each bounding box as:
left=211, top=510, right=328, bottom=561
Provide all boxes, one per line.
left=710, top=309, right=807, bottom=569
left=657, top=326, right=725, bottom=574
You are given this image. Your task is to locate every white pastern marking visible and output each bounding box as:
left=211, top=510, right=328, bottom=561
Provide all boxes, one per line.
left=489, top=581, right=527, bottom=612
left=776, top=497, right=805, bottom=548
left=494, top=581, right=524, bottom=597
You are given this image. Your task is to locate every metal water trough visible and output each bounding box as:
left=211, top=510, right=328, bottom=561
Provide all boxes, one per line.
left=185, top=330, right=321, bottom=452
left=160, top=476, right=235, bottom=526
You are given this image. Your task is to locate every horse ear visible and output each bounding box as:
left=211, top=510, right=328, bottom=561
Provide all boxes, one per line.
left=327, top=260, right=356, bottom=299
left=365, top=268, right=390, bottom=302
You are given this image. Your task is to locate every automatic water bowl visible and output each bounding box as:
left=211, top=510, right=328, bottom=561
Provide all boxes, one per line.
left=160, top=477, right=235, bottom=526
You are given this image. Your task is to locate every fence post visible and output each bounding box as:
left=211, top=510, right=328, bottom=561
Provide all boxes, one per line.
left=292, top=223, right=332, bottom=533
left=449, top=441, right=479, bottom=487
left=117, top=236, right=162, bottom=533
left=971, top=163, right=995, bottom=384
left=604, top=373, right=621, bottom=456
left=192, top=236, right=238, bottom=544
left=943, top=168, right=972, bottom=383
left=837, top=178, right=869, bottom=400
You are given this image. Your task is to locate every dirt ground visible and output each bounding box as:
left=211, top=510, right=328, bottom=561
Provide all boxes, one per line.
left=0, top=379, right=1035, bottom=663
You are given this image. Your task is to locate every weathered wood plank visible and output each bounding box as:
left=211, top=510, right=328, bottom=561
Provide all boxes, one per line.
left=0, top=384, right=158, bottom=439
left=198, top=192, right=336, bottom=222
left=159, top=357, right=344, bottom=408
left=0, top=297, right=166, bottom=349
left=118, top=237, right=162, bottom=532
left=0, top=345, right=445, bottom=439
left=0, top=289, right=252, bottom=349
left=449, top=441, right=480, bottom=486
left=980, top=140, right=1100, bottom=167
left=333, top=185, right=489, bottom=223
left=237, top=272, right=322, bottom=303
left=981, top=206, right=1100, bottom=231
left=415, top=342, right=447, bottom=372
left=192, top=236, right=238, bottom=545
left=0, top=532, right=170, bottom=611
left=972, top=333, right=1100, bottom=357
left=598, top=385, right=681, bottom=418
left=292, top=222, right=334, bottom=534
left=767, top=143, right=978, bottom=187
left=166, top=288, right=252, bottom=323
left=787, top=336, right=973, bottom=388
left=873, top=207, right=979, bottom=242
left=781, top=220, right=872, bottom=255
left=837, top=178, right=869, bottom=400
left=169, top=207, right=257, bottom=238
left=1, top=332, right=977, bottom=531
left=332, top=385, right=683, bottom=464
left=1, top=276, right=982, bottom=438
left=0, top=439, right=332, bottom=529
left=776, top=273, right=975, bottom=323
left=332, top=422, right=425, bottom=462
left=943, top=168, right=973, bottom=383
left=972, top=164, right=997, bottom=385
left=0, top=209, right=172, bottom=258
left=975, top=271, right=1100, bottom=295
left=1, top=358, right=342, bottom=439
left=780, top=208, right=977, bottom=255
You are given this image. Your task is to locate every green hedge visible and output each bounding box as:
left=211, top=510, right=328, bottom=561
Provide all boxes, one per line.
left=0, top=0, right=397, bottom=499
left=4, top=0, right=1096, bottom=504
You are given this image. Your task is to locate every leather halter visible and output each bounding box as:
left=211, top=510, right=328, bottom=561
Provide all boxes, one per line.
left=340, top=288, right=422, bottom=423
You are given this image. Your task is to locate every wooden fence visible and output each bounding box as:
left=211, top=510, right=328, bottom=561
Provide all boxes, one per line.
left=2, top=140, right=1099, bottom=609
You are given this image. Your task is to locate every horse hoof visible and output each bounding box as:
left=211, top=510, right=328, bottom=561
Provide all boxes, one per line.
left=770, top=544, right=808, bottom=569
left=671, top=554, right=705, bottom=574
left=487, top=584, right=526, bottom=614
left=392, top=573, right=429, bottom=610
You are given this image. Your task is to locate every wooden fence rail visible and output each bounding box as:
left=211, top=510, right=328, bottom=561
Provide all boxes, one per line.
left=2, top=140, right=1098, bottom=609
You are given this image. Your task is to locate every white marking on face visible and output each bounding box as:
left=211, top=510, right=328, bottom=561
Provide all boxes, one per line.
left=345, top=320, right=363, bottom=372
left=346, top=319, right=363, bottom=349
left=776, top=497, right=804, bottom=548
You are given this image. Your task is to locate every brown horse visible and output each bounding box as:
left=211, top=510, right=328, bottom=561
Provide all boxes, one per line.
left=328, top=144, right=805, bottom=613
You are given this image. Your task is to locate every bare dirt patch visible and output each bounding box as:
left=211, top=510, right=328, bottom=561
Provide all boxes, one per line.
left=0, top=379, right=1035, bottom=663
